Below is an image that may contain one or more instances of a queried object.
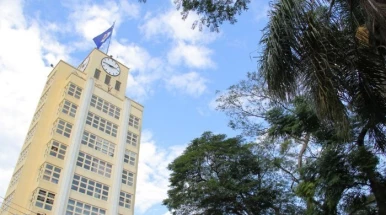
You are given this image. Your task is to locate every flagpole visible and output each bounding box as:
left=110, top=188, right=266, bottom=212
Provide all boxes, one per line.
left=106, top=21, right=115, bottom=55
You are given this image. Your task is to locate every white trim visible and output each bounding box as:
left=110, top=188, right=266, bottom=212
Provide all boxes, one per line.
left=109, top=99, right=131, bottom=214
left=53, top=78, right=94, bottom=214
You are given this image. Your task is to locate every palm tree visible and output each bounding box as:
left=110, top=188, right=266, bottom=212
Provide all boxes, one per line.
left=259, top=0, right=386, bottom=213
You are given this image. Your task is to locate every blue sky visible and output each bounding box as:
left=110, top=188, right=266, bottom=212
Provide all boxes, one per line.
left=0, top=0, right=269, bottom=214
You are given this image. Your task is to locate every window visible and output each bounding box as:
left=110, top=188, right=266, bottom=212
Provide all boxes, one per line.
left=90, top=95, right=121, bottom=119
left=71, top=174, right=109, bottom=201
left=128, top=115, right=140, bottom=129
left=122, top=169, right=134, bottom=187
left=32, top=105, right=44, bottom=125
left=124, top=150, right=136, bottom=166
left=48, top=140, right=67, bottom=160
left=104, top=75, right=111, bottom=85
left=25, top=124, right=37, bottom=144
left=16, top=144, right=30, bottom=165
left=119, top=191, right=132, bottom=209
left=76, top=151, right=112, bottom=178
left=66, top=83, right=82, bottom=99
left=60, top=100, right=77, bottom=117
left=81, top=131, right=115, bottom=157
left=44, top=74, right=55, bottom=90
left=9, top=167, right=23, bottom=187
left=0, top=192, right=14, bottom=213
left=115, top=81, right=121, bottom=91
left=34, top=188, right=55, bottom=211
left=86, top=112, right=118, bottom=137
left=66, top=199, right=106, bottom=215
left=126, top=131, right=138, bottom=146
left=54, top=119, right=72, bottom=138
left=38, top=88, right=50, bottom=107
left=40, top=163, right=61, bottom=184
left=94, top=69, right=101, bottom=79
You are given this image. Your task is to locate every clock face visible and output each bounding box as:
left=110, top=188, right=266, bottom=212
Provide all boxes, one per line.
left=101, top=57, right=120, bottom=76
left=78, top=57, right=90, bottom=72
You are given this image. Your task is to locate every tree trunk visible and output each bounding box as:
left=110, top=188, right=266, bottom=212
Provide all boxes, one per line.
left=368, top=173, right=386, bottom=215
left=357, top=125, right=386, bottom=215
left=298, top=134, right=310, bottom=169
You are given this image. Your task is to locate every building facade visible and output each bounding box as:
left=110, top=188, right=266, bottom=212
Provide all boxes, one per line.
left=1, top=49, right=143, bottom=215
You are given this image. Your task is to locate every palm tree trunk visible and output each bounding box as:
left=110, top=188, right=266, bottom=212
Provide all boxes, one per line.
left=367, top=173, right=386, bottom=215
left=357, top=125, right=386, bottom=215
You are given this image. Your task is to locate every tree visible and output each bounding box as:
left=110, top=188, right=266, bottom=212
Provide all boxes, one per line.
left=216, top=74, right=386, bottom=214
left=139, top=0, right=251, bottom=31
left=163, top=132, right=301, bottom=215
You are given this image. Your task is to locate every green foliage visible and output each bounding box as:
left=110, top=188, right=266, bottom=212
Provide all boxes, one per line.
left=163, top=132, right=301, bottom=215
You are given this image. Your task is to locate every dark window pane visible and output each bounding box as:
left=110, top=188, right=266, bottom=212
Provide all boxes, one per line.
left=104, top=75, right=111, bottom=85
left=94, top=69, right=101, bottom=79
left=115, top=81, right=121, bottom=91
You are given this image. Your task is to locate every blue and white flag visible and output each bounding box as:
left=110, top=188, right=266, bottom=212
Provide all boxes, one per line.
left=93, top=23, right=114, bottom=49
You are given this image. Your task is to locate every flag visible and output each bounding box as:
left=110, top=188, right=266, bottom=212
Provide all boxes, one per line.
left=93, top=23, right=114, bottom=49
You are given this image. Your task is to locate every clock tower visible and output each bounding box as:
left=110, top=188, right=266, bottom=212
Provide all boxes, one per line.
left=0, top=49, right=143, bottom=215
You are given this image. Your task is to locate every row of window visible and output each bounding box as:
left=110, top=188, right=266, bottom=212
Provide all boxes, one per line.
left=54, top=119, right=73, bottom=138
left=124, top=149, right=137, bottom=166
left=126, top=131, right=138, bottom=147
left=32, top=105, right=44, bottom=125
left=37, top=88, right=50, bottom=108
left=25, top=124, right=37, bottom=144
left=94, top=69, right=121, bottom=91
left=71, top=174, right=109, bottom=201
left=122, top=169, right=134, bottom=187
left=34, top=188, right=55, bottom=211
left=47, top=137, right=137, bottom=166
left=48, top=140, right=67, bottom=160
left=77, top=151, right=112, bottom=178
left=90, top=95, right=121, bottom=119
left=32, top=188, right=131, bottom=213
left=86, top=112, right=118, bottom=137
left=129, top=115, right=140, bottom=129
left=60, top=99, right=78, bottom=117
left=119, top=191, right=132, bottom=209
left=82, top=131, right=115, bottom=157
left=0, top=192, right=14, bottom=213
left=66, top=198, right=106, bottom=215
left=16, top=144, right=30, bottom=165
left=40, top=163, right=61, bottom=184
left=9, top=167, right=23, bottom=188
left=66, top=83, right=82, bottom=99
left=44, top=74, right=55, bottom=90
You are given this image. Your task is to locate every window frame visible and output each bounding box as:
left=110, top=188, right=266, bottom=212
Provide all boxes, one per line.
left=40, top=163, right=61, bottom=184
left=71, top=174, right=109, bottom=201
left=33, top=188, right=55, bottom=211
left=124, top=149, right=136, bottom=166
left=81, top=131, right=115, bottom=157
left=115, top=81, right=121, bottom=91
left=66, top=198, right=106, bottom=215
left=122, top=169, right=134, bottom=187
left=119, top=191, right=132, bottom=209
left=76, top=151, right=113, bottom=178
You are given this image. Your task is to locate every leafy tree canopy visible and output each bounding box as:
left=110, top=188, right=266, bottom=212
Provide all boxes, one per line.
left=163, top=132, right=302, bottom=215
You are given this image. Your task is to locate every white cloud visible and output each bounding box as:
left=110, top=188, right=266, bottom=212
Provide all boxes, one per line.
left=135, top=130, right=185, bottom=213
left=109, top=40, right=169, bottom=101
left=168, top=41, right=214, bottom=69
left=140, top=9, right=218, bottom=44
left=0, top=0, right=67, bottom=197
left=67, top=0, right=140, bottom=49
left=166, top=72, right=208, bottom=97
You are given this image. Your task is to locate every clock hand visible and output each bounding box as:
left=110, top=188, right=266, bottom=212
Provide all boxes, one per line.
left=105, top=62, right=118, bottom=69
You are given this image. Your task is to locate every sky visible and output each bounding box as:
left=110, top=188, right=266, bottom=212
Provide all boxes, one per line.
left=0, top=0, right=269, bottom=214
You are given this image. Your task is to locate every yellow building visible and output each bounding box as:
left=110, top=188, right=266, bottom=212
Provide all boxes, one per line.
left=0, top=49, right=143, bottom=215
